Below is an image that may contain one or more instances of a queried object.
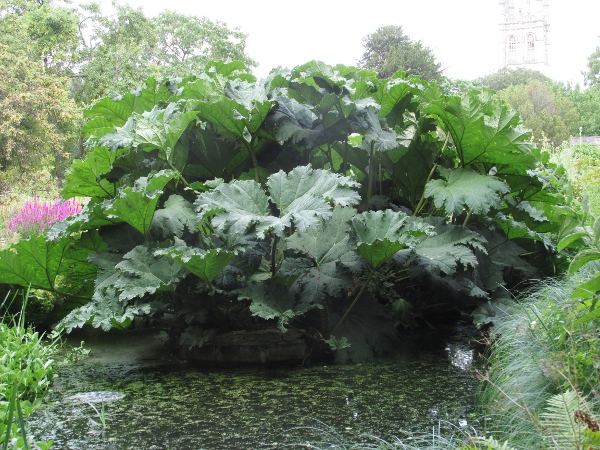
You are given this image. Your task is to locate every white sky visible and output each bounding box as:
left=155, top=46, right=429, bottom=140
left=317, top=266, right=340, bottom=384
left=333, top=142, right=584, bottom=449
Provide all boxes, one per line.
left=102, top=0, right=599, bottom=85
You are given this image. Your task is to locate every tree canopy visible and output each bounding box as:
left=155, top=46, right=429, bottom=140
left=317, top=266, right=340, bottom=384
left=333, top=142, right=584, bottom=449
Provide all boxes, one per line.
left=0, top=0, right=80, bottom=182
left=585, top=42, right=600, bottom=87
left=358, top=25, right=443, bottom=81
left=497, top=79, right=579, bottom=145
left=477, top=67, right=553, bottom=91
left=71, top=4, right=256, bottom=104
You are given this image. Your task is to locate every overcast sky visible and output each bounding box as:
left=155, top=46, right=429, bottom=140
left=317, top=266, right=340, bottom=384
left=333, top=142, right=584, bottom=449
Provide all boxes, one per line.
left=103, top=0, right=599, bottom=85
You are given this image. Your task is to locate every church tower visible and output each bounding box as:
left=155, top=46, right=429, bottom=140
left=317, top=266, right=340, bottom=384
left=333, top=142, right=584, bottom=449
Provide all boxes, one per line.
left=499, top=0, right=550, bottom=70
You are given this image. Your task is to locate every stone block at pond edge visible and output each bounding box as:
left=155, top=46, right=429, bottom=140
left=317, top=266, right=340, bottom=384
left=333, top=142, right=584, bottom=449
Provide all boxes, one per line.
left=177, top=328, right=310, bottom=365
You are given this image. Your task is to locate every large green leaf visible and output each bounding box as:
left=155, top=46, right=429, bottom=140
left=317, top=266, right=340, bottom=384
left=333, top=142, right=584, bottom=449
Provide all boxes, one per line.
left=350, top=210, right=434, bottom=269
left=61, top=146, right=127, bottom=199
left=196, top=165, right=361, bottom=238
left=481, top=230, right=537, bottom=277
left=88, top=252, right=122, bottom=304
left=46, top=197, right=122, bottom=239
left=114, top=245, right=187, bottom=300
left=235, top=278, right=320, bottom=332
left=156, top=238, right=235, bottom=284
left=267, top=165, right=360, bottom=233
left=106, top=169, right=176, bottom=236
left=151, top=194, right=197, bottom=239
left=408, top=220, right=487, bottom=275
left=133, top=103, right=198, bottom=158
left=82, top=97, right=134, bottom=142
left=285, top=206, right=360, bottom=270
left=196, top=96, right=274, bottom=143
left=425, top=167, right=510, bottom=216
left=285, top=206, right=362, bottom=304
left=362, top=108, right=399, bottom=153
left=58, top=296, right=151, bottom=332
left=83, top=78, right=177, bottom=146
left=376, top=77, right=418, bottom=120
left=423, top=89, right=536, bottom=170
left=97, top=117, right=136, bottom=150
left=0, top=232, right=105, bottom=292
left=186, top=128, right=249, bottom=179
left=268, top=95, right=323, bottom=149
left=195, top=179, right=273, bottom=237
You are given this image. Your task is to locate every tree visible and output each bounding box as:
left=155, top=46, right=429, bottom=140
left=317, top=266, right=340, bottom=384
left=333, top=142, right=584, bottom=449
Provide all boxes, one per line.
left=358, top=25, right=443, bottom=81
left=70, top=3, right=161, bottom=104
left=0, top=0, right=80, bottom=183
left=498, top=80, right=579, bottom=145
left=71, top=4, right=256, bottom=104
left=0, top=43, right=79, bottom=180
left=154, top=11, right=256, bottom=78
left=477, top=67, right=552, bottom=91
left=556, top=83, right=600, bottom=136
left=585, top=43, right=600, bottom=87
left=23, top=2, right=79, bottom=71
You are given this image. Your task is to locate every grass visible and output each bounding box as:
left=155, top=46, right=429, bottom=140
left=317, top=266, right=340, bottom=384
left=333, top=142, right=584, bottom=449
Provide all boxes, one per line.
left=476, top=268, right=600, bottom=449
left=285, top=418, right=480, bottom=449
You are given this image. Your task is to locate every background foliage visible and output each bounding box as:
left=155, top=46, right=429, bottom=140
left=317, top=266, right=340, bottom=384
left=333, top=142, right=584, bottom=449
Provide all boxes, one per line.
left=496, top=80, right=579, bottom=145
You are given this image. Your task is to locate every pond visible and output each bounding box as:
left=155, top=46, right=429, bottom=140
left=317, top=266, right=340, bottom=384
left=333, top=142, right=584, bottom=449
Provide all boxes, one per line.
left=28, top=324, right=482, bottom=449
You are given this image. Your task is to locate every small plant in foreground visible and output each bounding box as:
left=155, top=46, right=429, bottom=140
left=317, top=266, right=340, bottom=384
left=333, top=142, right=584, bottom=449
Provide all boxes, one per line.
left=1, top=290, right=57, bottom=449
left=6, top=197, right=81, bottom=238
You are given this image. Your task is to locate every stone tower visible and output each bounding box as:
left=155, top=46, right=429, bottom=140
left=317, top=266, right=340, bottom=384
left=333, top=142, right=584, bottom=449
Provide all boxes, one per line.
left=499, top=0, right=550, bottom=70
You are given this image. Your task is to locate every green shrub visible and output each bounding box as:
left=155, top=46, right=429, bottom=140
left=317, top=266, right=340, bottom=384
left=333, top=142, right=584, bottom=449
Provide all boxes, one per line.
left=551, top=144, right=600, bottom=216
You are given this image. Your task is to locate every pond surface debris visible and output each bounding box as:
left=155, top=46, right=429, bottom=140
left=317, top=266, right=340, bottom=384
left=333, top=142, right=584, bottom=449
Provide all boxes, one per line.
left=29, top=324, right=482, bottom=449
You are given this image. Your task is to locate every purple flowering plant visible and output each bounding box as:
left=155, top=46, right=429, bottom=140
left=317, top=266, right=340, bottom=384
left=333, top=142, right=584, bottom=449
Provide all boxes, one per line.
left=7, top=197, right=82, bottom=238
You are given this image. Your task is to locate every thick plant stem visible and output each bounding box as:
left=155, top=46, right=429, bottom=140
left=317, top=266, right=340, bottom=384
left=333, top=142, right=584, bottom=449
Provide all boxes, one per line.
left=379, top=162, right=383, bottom=197
left=366, top=142, right=376, bottom=209
left=271, top=235, right=279, bottom=277
left=330, top=270, right=376, bottom=337
left=166, top=160, right=190, bottom=188
left=413, top=163, right=437, bottom=216
left=341, top=141, right=349, bottom=174
left=462, top=210, right=473, bottom=227
left=413, top=132, right=450, bottom=216
left=246, top=142, right=261, bottom=183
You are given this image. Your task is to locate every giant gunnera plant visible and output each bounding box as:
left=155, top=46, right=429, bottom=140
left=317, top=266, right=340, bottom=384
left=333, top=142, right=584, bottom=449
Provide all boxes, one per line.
left=0, top=60, right=566, bottom=361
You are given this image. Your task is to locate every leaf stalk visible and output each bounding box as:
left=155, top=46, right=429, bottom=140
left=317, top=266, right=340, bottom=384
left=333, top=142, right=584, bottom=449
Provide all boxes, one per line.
left=330, top=269, right=376, bottom=337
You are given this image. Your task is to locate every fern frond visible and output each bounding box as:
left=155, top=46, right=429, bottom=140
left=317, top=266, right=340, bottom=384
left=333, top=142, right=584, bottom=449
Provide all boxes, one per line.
left=469, top=435, right=518, bottom=450
left=539, top=389, right=586, bottom=449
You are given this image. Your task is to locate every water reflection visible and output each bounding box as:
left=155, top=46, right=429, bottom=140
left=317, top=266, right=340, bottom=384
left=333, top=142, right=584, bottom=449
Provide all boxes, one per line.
left=445, top=343, right=475, bottom=370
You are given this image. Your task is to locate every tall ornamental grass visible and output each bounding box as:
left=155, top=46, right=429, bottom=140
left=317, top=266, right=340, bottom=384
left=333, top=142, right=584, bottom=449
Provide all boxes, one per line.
left=477, top=268, right=600, bottom=449
left=6, top=197, right=81, bottom=238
